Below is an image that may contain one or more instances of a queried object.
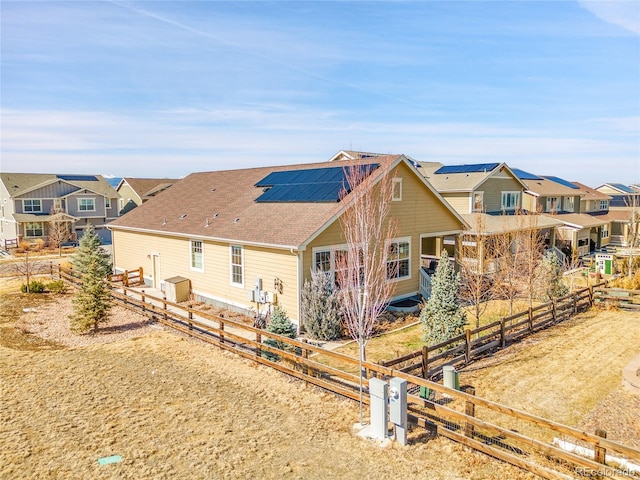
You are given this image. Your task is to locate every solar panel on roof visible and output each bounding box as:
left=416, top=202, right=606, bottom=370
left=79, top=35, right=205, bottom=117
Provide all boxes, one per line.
left=609, top=183, right=634, bottom=193
left=511, top=168, right=542, bottom=180
left=542, top=176, right=579, bottom=190
left=434, top=163, right=500, bottom=175
left=255, top=163, right=379, bottom=203
left=57, top=174, right=98, bottom=182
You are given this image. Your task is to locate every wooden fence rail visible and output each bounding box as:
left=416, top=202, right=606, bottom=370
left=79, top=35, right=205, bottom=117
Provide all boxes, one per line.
left=381, top=283, right=605, bottom=378
left=56, top=267, right=637, bottom=479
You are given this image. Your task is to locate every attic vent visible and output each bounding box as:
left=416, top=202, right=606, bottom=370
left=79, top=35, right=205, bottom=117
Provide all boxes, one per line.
left=162, top=218, right=167, bottom=225
left=180, top=213, right=187, bottom=219
left=211, top=188, right=216, bottom=192
left=213, top=213, right=219, bottom=218
left=233, top=218, right=240, bottom=223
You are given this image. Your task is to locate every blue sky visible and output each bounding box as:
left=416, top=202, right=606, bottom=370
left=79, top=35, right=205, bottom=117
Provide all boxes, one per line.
left=1, top=1, right=639, bottom=186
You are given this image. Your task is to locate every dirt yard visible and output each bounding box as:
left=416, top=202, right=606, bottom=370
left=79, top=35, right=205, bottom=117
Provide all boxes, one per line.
left=1, top=282, right=538, bottom=480
left=460, top=307, right=640, bottom=449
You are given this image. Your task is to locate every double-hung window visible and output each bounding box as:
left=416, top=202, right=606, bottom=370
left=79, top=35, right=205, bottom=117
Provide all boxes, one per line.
left=546, top=197, right=559, bottom=212
left=23, top=199, right=42, bottom=213
left=25, top=222, right=44, bottom=237
left=501, top=191, right=520, bottom=211
left=230, top=245, right=243, bottom=286
left=473, top=192, right=484, bottom=212
left=190, top=240, right=203, bottom=271
left=600, top=200, right=608, bottom=211
left=563, top=196, right=574, bottom=212
left=387, top=238, right=410, bottom=281
left=392, top=178, right=403, bottom=201
left=78, top=198, right=95, bottom=211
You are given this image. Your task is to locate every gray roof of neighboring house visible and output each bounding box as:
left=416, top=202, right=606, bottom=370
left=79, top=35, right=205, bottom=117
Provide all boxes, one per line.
left=522, top=177, right=582, bottom=197
left=110, top=156, right=467, bottom=250
left=118, top=177, right=180, bottom=201
left=570, top=182, right=611, bottom=201
left=0, top=173, right=118, bottom=198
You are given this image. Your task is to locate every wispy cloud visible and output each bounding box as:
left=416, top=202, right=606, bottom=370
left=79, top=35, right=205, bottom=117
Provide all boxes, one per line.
left=578, top=0, right=640, bottom=35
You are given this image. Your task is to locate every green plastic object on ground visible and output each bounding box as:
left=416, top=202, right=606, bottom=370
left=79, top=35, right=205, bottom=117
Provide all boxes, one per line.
left=98, top=455, right=122, bottom=466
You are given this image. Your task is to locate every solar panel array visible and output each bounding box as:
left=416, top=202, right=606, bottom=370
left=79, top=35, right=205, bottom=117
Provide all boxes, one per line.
left=542, top=176, right=579, bottom=190
left=511, top=168, right=542, bottom=180
left=609, top=183, right=634, bottom=194
left=434, top=163, right=500, bottom=175
left=255, top=164, right=379, bottom=203
left=57, top=174, right=99, bottom=182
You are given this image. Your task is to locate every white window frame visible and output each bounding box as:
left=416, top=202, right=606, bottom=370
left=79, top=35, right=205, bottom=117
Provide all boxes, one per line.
left=105, top=198, right=111, bottom=208
left=601, top=226, right=609, bottom=239
left=25, top=221, right=44, bottom=237
left=386, top=237, right=411, bottom=282
left=501, top=191, right=520, bottom=211
left=472, top=191, right=484, bottom=212
left=392, top=178, right=403, bottom=201
left=563, top=196, right=574, bottom=212
left=546, top=197, right=559, bottom=212
left=190, top=239, right=204, bottom=272
left=600, top=200, right=608, bottom=210
left=78, top=198, right=96, bottom=212
left=230, top=245, right=244, bottom=287
left=23, top=199, right=42, bottom=213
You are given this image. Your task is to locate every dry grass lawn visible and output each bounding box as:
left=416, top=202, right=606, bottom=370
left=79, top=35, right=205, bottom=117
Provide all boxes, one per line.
left=1, top=278, right=539, bottom=480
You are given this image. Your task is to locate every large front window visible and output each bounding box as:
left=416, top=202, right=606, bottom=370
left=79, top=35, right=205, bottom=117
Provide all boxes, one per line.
left=23, top=199, right=42, bottom=213
left=78, top=198, right=95, bottom=211
left=473, top=192, right=484, bottom=212
left=501, top=191, right=520, bottom=211
left=25, top=222, right=44, bottom=237
left=600, top=200, right=608, bottom=210
left=563, top=196, right=574, bottom=212
left=230, top=245, right=243, bottom=286
left=387, top=239, right=410, bottom=281
left=190, top=240, right=203, bottom=271
left=546, top=197, right=559, bottom=212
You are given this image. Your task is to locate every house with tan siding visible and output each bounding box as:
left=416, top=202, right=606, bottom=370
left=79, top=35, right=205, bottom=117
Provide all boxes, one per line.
left=116, top=177, right=180, bottom=214
left=108, top=156, right=467, bottom=326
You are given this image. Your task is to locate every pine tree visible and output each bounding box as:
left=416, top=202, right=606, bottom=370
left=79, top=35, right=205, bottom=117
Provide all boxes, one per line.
left=301, top=270, right=343, bottom=341
left=420, top=251, right=467, bottom=346
left=263, top=306, right=297, bottom=361
left=536, top=250, right=569, bottom=302
left=69, top=224, right=112, bottom=334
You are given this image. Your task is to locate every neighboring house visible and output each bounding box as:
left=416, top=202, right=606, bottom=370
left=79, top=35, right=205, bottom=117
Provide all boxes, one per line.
left=595, top=183, right=639, bottom=209
left=108, top=156, right=468, bottom=325
left=515, top=170, right=611, bottom=257
left=116, top=177, right=180, bottom=214
left=0, top=173, right=120, bottom=247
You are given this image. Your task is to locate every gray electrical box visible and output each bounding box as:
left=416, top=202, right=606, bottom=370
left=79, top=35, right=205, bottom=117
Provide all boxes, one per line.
left=164, top=276, right=190, bottom=303
left=389, top=377, right=408, bottom=446
left=369, top=377, right=389, bottom=441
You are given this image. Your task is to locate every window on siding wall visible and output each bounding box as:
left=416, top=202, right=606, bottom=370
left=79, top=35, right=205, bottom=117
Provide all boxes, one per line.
left=230, top=245, right=243, bottom=286
left=105, top=198, right=111, bottom=208
left=546, top=197, right=559, bottom=212
left=25, top=222, right=44, bottom=236
left=601, top=226, right=609, bottom=238
left=501, top=192, right=520, bottom=210
left=473, top=192, right=484, bottom=212
left=392, top=178, right=402, bottom=201
left=600, top=200, right=608, bottom=210
left=563, top=197, right=574, bottom=212
left=78, top=198, right=95, bottom=211
left=23, top=199, right=42, bottom=212
left=387, top=238, right=410, bottom=281
left=190, top=240, right=203, bottom=271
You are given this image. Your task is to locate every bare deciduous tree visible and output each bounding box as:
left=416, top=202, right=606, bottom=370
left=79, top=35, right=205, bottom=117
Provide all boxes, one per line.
left=47, top=206, right=72, bottom=256
left=458, top=213, right=494, bottom=330
left=13, top=243, right=46, bottom=292
left=624, top=193, right=640, bottom=277
left=335, top=162, right=399, bottom=424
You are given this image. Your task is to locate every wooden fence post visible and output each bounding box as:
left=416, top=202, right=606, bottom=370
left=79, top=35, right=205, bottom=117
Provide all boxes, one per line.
left=551, top=300, right=556, bottom=322
left=123, top=287, right=127, bottom=306
left=188, top=309, right=193, bottom=330
left=595, top=429, right=607, bottom=465
left=465, top=387, right=476, bottom=438
left=465, top=329, right=471, bottom=363
left=220, top=320, right=225, bottom=345
left=256, top=332, right=262, bottom=358
left=301, top=339, right=308, bottom=376
left=163, top=296, right=167, bottom=323
left=422, top=346, right=429, bottom=379
left=588, top=285, right=594, bottom=306
left=141, top=290, right=146, bottom=314
left=528, top=307, right=533, bottom=333
left=500, top=318, right=506, bottom=348
left=123, top=270, right=129, bottom=287
left=573, top=293, right=578, bottom=314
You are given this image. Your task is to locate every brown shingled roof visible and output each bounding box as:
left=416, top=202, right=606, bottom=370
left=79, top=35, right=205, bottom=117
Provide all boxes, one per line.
left=523, top=177, right=582, bottom=197
left=110, top=156, right=412, bottom=249
left=570, top=181, right=611, bottom=201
